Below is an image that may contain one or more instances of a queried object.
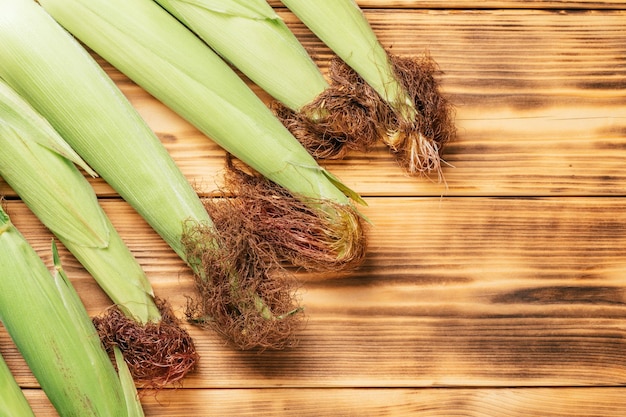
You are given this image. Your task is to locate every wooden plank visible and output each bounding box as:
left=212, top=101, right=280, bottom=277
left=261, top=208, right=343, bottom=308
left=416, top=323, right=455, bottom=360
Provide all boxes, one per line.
left=3, top=196, right=625, bottom=389
left=3, top=10, right=622, bottom=198
left=22, top=387, right=626, bottom=416
left=270, top=1, right=626, bottom=9
left=254, top=9, right=626, bottom=197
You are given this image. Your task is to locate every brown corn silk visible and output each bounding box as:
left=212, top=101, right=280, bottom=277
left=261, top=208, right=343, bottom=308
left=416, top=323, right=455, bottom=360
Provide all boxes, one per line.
left=180, top=156, right=368, bottom=349
left=182, top=194, right=304, bottom=351
left=219, top=160, right=367, bottom=272
left=273, top=53, right=456, bottom=179
left=93, top=299, right=198, bottom=388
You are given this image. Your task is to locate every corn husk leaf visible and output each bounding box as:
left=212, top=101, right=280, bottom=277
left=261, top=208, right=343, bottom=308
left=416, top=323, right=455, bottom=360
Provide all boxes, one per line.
left=114, top=346, right=146, bottom=417
left=0, top=80, right=106, bottom=248
left=0, top=207, right=131, bottom=416
left=38, top=0, right=353, bottom=206
left=0, top=77, right=158, bottom=323
left=0, top=351, right=35, bottom=417
left=0, top=80, right=96, bottom=178
left=156, top=0, right=328, bottom=111
left=176, top=0, right=277, bottom=19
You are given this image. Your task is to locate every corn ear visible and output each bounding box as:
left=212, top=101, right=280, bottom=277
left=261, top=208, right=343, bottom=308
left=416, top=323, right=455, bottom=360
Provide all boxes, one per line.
left=39, top=0, right=368, bottom=278
left=279, top=0, right=416, bottom=122
left=0, top=206, right=133, bottom=416
left=0, top=0, right=213, bottom=263
left=278, top=0, right=455, bottom=178
left=0, top=351, right=35, bottom=417
left=0, top=78, right=159, bottom=324
left=37, top=0, right=355, bottom=207
left=155, top=0, right=328, bottom=112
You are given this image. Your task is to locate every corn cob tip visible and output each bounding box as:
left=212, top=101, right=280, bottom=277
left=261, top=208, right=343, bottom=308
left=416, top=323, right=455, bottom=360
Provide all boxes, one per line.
left=181, top=211, right=304, bottom=351
left=269, top=68, right=381, bottom=160
left=384, top=54, right=456, bottom=180
left=215, top=160, right=367, bottom=273
left=180, top=158, right=366, bottom=350
left=273, top=53, right=456, bottom=180
left=92, top=298, right=198, bottom=389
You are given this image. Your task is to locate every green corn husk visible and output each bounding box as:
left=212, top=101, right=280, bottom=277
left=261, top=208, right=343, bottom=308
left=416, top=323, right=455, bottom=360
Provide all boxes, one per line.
left=0, top=0, right=305, bottom=350
left=0, top=0, right=209, bottom=262
left=282, top=0, right=415, bottom=120
left=38, top=0, right=359, bottom=204
left=0, top=78, right=197, bottom=386
left=0, top=351, right=36, bottom=417
left=152, top=0, right=454, bottom=177
left=37, top=0, right=367, bottom=274
left=0, top=205, right=139, bottom=417
left=279, top=0, right=456, bottom=178
left=154, top=0, right=328, bottom=112
left=114, top=346, right=146, bottom=417
left=0, top=78, right=157, bottom=324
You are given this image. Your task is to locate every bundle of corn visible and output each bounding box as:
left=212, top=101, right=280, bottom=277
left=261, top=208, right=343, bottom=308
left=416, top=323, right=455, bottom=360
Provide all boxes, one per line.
left=0, top=77, right=197, bottom=387
left=0, top=205, right=144, bottom=416
left=38, top=0, right=367, bottom=275
left=0, top=0, right=303, bottom=350
left=0, top=351, right=35, bottom=417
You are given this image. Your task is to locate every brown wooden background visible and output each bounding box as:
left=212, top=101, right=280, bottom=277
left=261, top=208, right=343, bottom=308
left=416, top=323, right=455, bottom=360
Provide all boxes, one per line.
left=2, top=1, right=626, bottom=415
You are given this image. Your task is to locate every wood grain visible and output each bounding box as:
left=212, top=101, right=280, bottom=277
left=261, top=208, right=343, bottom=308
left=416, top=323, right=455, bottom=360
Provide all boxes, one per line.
left=21, top=388, right=626, bottom=417
left=1, top=2, right=625, bottom=416
left=3, top=197, right=625, bottom=389
left=269, top=1, right=626, bottom=10
left=3, top=10, right=623, bottom=198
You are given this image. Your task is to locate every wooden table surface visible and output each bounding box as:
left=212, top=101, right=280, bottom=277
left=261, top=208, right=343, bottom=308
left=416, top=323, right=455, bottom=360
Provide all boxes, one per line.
left=2, top=1, right=626, bottom=415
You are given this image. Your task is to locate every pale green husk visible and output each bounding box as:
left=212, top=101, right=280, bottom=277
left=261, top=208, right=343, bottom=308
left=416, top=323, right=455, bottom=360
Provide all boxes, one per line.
left=0, top=0, right=213, bottom=263
left=0, top=206, right=140, bottom=416
left=279, top=0, right=417, bottom=122
left=0, top=351, right=35, bottom=417
left=0, top=78, right=159, bottom=324
left=37, top=0, right=359, bottom=207
left=155, top=0, right=328, bottom=111
left=114, top=346, right=146, bottom=417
